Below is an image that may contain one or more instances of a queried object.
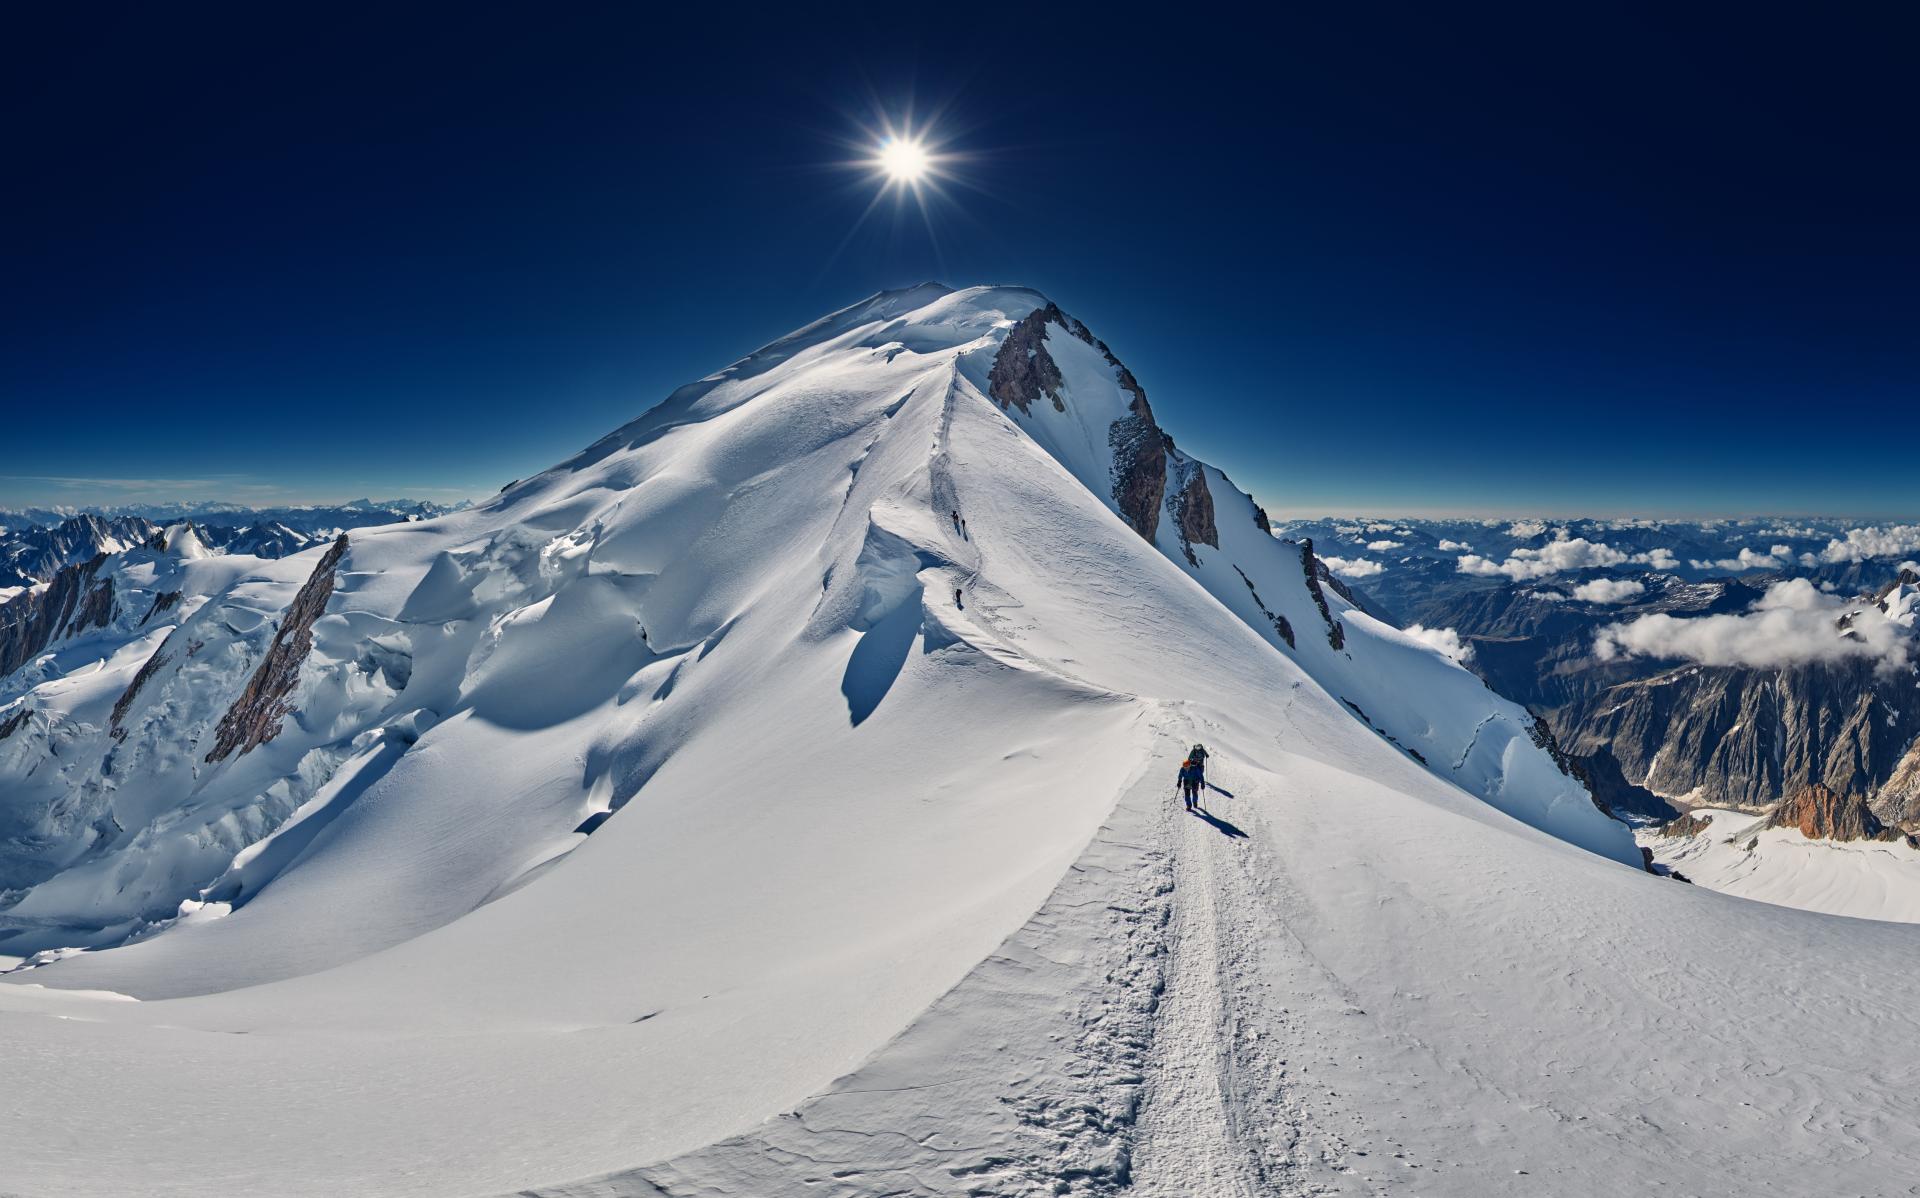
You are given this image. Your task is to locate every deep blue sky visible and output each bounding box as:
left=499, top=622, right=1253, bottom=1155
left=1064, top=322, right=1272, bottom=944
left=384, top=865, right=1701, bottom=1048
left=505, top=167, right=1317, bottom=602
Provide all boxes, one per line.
left=4, top=5, right=1915, bottom=516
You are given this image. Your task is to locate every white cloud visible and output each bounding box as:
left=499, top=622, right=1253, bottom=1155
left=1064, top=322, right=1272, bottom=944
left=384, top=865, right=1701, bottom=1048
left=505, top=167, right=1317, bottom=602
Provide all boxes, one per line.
left=1436, top=539, right=1471, bottom=552
left=1689, top=545, right=1795, bottom=573
left=1320, top=556, right=1385, bottom=579
left=1404, top=624, right=1474, bottom=663
left=1505, top=519, right=1549, bottom=539
left=1594, top=579, right=1912, bottom=672
left=1810, top=525, right=1920, bottom=564
left=1629, top=548, right=1679, bottom=570
left=1456, top=537, right=1629, bottom=580
left=1570, top=578, right=1646, bottom=604
left=1365, top=539, right=1404, bottom=551
left=1530, top=590, right=1570, bottom=602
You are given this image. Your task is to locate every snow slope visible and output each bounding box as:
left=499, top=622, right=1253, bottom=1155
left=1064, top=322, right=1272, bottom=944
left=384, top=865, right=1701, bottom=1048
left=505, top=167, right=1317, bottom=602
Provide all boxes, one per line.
left=1, top=285, right=1917, bottom=1195
left=1642, top=806, right=1920, bottom=922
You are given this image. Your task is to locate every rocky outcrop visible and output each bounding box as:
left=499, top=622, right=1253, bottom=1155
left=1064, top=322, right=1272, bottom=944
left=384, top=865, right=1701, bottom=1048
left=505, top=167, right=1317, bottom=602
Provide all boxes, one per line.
left=986, top=305, right=1068, bottom=416
left=111, top=634, right=175, bottom=737
left=139, top=589, right=182, bottom=625
left=986, top=302, right=1168, bottom=543
left=205, top=535, right=348, bottom=763
left=1108, top=418, right=1167, bottom=542
left=1767, top=784, right=1914, bottom=844
left=1233, top=565, right=1295, bottom=649
left=1165, top=459, right=1218, bottom=566
left=0, top=705, right=27, bottom=741
left=1656, top=811, right=1713, bottom=838
left=0, top=553, right=116, bottom=678
left=1252, top=504, right=1272, bottom=535
left=1299, top=539, right=1345, bottom=650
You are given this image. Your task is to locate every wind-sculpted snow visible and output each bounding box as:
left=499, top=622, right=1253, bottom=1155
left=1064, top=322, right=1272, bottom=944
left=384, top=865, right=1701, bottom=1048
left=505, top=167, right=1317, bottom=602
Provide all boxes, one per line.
left=2, top=285, right=1909, bottom=1196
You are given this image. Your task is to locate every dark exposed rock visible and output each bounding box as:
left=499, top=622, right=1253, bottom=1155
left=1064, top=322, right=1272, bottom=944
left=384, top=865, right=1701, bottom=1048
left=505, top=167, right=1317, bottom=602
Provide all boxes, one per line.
left=1299, top=539, right=1344, bottom=650
left=67, top=572, right=115, bottom=637
left=1562, top=658, right=1920, bottom=822
left=0, top=706, right=27, bottom=741
left=139, top=590, right=182, bottom=625
left=1570, top=749, right=1680, bottom=821
left=1656, top=811, right=1713, bottom=838
left=987, top=302, right=1168, bottom=543
left=111, top=633, right=177, bottom=737
left=986, top=304, right=1069, bottom=416
left=0, top=553, right=116, bottom=677
left=1108, top=419, right=1167, bottom=542
left=1233, top=565, right=1295, bottom=649
left=1166, top=459, right=1218, bottom=566
left=205, top=535, right=348, bottom=763
left=1526, top=713, right=1618, bottom=820
left=1766, top=783, right=1914, bottom=844
left=1252, top=504, right=1272, bottom=535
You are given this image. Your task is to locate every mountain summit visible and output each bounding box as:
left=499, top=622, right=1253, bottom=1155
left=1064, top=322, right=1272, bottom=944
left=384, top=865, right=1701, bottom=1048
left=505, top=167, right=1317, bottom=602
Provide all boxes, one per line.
left=3, top=287, right=1917, bottom=1195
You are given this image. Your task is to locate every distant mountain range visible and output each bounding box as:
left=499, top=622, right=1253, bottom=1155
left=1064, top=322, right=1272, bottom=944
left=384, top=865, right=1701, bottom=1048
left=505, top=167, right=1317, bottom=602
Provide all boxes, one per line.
left=0, top=500, right=470, bottom=591
left=0, top=497, right=468, bottom=536
left=1274, top=516, right=1920, bottom=863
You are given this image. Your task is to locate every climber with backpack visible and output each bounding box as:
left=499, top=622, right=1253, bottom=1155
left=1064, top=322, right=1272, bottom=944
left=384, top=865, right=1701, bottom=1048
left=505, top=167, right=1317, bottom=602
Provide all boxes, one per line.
left=1189, top=743, right=1210, bottom=786
left=1176, top=758, right=1203, bottom=810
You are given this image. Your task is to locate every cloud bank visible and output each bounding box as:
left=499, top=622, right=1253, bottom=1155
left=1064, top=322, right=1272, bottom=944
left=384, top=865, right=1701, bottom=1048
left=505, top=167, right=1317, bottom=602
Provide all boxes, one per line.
left=1321, top=556, right=1385, bottom=579
left=1404, top=624, right=1474, bottom=663
left=1806, top=525, right=1920, bottom=565
left=1457, top=537, right=1628, bottom=580
left=1570, top=578, right=1646, bottom=604
left=1594, top=579, right=1912, bottom=671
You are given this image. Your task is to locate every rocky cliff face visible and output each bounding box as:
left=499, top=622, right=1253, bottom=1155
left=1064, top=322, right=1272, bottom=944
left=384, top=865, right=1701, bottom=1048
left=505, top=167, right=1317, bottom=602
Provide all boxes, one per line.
left=205, top=535, right=348, bottom=763
left=1298, top=539, right=1345, bottom=650
left=0, top=553, right=117, bottom=676
left=1562, top=656, right=1920, bottom=823
left=1165, top=456, right=1218, bottom=566
left=1766, top=784, right=1913, bottom=844
left=986, top=302, right=1169, bottom=542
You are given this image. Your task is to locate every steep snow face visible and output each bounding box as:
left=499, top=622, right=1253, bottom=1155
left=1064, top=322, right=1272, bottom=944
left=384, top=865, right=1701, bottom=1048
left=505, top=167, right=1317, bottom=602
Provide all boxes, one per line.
left=0, top=284, right=1703, bottom=1196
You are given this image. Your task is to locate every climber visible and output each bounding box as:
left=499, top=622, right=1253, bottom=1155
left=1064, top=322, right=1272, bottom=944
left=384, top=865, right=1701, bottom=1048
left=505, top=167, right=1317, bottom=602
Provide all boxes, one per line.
left=1177, top=758, right=1203, bottom=810
left=1189, top=743, right=1210, bottom=785
left=955, top=587, right=964, bottom=610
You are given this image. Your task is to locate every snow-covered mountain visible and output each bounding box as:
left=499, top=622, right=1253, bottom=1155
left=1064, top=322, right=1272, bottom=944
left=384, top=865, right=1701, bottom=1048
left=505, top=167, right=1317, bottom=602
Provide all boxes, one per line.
left=4, top=286, right=1920, bottom=1195
left=0, top=512, right=161, bottom=589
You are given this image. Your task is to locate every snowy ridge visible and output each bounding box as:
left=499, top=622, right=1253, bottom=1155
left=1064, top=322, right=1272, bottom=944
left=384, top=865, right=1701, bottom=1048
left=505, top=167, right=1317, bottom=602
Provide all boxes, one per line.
left=1, top=286, right=1916, bottom=1195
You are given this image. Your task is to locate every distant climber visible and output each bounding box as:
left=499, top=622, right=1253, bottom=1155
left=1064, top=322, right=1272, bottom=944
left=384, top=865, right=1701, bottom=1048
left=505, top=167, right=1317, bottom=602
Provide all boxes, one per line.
left=960, top=518, right=968, bottom=540
left=1177, top=758, right=1202, bottom=810
left=955, top=587, right=964, bottom=609
left=1189, top=743, right=1210, bottom=785
left=951, top=509, right=961, bottom=531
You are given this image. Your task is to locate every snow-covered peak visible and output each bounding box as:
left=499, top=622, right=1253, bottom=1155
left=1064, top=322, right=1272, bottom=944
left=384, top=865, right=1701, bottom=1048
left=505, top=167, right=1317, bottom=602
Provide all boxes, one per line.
left=158, top=521, right=213, bottom=560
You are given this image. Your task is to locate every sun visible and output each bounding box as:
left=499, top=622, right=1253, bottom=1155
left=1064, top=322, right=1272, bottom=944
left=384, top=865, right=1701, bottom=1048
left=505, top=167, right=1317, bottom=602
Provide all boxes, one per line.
left=876, top=136, right=932, bottom=185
